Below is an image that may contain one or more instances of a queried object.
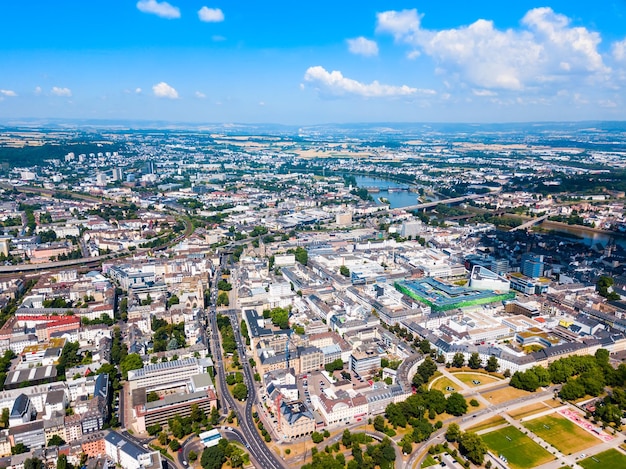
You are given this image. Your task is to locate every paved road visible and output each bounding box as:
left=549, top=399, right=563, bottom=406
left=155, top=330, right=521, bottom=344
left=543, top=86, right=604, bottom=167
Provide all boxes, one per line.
left=209, top=257, right=286, bottom=469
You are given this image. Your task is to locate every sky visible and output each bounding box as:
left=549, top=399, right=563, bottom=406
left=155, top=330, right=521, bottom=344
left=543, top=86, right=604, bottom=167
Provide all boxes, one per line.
left=1, top=1, right=625, bottom=125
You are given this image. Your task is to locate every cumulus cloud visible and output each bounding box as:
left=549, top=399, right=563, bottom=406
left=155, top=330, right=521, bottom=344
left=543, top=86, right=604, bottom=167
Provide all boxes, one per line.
left=152, top=81, right=178, bottom=99
left=376, top=7, right=609, bottom=91
left=304, top=66, right=433, bottom=98
left=198, top=6, right=224, bottom=22
left=347, top=37, right=379, bottom=57
left=135, top=88, right=142, bottom=94
left=613, top=39, right=626, bottom=62
left=51, top=87, right=72, bottom=97
left=0, top=90, right=17, bottom=97
left=195, top=91, right=206, bottom=98
left=34, top=86, right=42, bottom=95
left=152, top=82, right=179, bottom=99
left=136, top=0, right=180, bottom=19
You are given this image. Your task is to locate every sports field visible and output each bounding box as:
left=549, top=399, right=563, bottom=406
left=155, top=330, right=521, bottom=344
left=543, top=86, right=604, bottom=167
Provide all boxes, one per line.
left=579, top=449, right=626, bottom=469
left=522, top=414, right=599, bottom=454
left=481, top=425, right=554, bottom=469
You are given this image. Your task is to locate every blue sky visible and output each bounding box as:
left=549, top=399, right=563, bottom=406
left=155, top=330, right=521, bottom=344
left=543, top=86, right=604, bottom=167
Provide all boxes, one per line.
left=0, top=1, right=625, bottom=124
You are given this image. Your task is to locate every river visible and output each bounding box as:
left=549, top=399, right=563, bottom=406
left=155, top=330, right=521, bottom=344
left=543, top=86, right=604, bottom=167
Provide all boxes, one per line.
left=353, top=175, right=420, bottom=209
left=539, top=221, right=626, bottom=249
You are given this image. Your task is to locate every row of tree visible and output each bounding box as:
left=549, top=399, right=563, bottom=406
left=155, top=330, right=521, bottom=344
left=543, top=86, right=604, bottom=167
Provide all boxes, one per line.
left=510, top=349, right=623, bottom=399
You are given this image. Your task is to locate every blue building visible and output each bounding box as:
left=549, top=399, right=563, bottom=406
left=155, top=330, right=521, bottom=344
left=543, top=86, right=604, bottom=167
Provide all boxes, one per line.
left=521, top=253, right=544, bottom=279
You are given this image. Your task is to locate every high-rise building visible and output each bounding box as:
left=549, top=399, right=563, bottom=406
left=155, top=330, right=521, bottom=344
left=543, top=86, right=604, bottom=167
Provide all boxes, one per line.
left=491, top=258, right=509, bottom=276
left=521, top=253, right=544, bottom=278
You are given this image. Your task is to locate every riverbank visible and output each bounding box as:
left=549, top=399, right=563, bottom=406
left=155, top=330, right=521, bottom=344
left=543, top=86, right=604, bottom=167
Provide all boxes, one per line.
left=539, top=220, right=623, bottom=237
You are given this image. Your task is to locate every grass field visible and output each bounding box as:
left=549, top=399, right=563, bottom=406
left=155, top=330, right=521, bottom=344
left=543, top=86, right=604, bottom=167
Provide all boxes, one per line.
left=466, top=415, right=507, bottom=433
left=522, top=414, right=599, bottom=454
left=430, top=376, right=459, bottom=393
left=579, top=449, right=626, bottom=469
left=421, top=455, right=438, bottom=468
left=481, top=386, right=531, bottom=405
left=453, top=372, right=501, bottom=386
left=482, top=426, right=554, bottom=469
left=508, top=402, right=553, bottom=420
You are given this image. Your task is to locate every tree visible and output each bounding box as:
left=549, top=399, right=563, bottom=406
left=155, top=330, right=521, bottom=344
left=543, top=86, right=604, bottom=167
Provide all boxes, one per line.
left=56, top=454, right=72, bottom=469
left=232, top=383, right=248, bottom=401
left=169, top=439, right=181, bottom=451
left=468, top=352, right=482, bottom=370
left=510, top=369, right=540, bottom=392
left=23, top=458, right=44, bottom=469
left=0, top=408, right=8, bottom=428
left=459, top=432, right=488, bottom=465
left=217, top=292, right=230, bottom=306
left=325, top=358, right=344, bottom=373
left=446, top=392, right=468, bottom=416
left=12, top=443, right=28, bottom=455
left=445, top=423, right=462, bottom=442
left=452, top=352, right=465, bottom=368
left=311, top=432, right=324, bottom=444
left=373, top=415, right=386, bottom=432
left=147, top=391, right=160, bottom=402
left=418, top=339, right=432, bottom=355
left=147, top=424, right=162, bottom=436
left=339, top=265, right=350, bottom=277
left=485, top=355, right=499, bottom=373
left=342, top=429, right=352, bottom=448
left=120, top=353, right=143, bottom=379
left=48, top=435, right=66, bottom=447
left=417, top=356, right=438, bottom=383
left=595, top=348, right=610, bottom=364
left=294, top=247, right=308, bottom=266
left=210, top=406, right=220, bottom=425
left=189, top=451, right=198, bottom=461
left=218, top=279, right=232, bottom=291
left=201, top=445, right=226, bottom=469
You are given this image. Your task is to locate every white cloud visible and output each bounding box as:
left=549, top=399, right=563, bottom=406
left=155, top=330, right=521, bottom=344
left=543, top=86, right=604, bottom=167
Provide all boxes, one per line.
left=304, top=66, right=433, bottom=98
left=613, top=39, right=626, bottom=62
left=51, top=87, right=72, bottom=97
left=0, top=90, right=17, bottom=97
left=376, top=7, right=609, bottom=91
left=259, top=101, right=265, bottom=106
left=472, top=89, right=497, bottom=97
left=346, top=37, right=379, bottom=57
left=152, top=82, right=179, bottom=99
left=135, top=88, right=142, bottom=94
left=407, top=50, right=421, bottom=60
left=34, top=86, right=42, bottom=95
left=195, top=91, right=206, bottom=98
left=136, top=0, right=180, bottom=19
left=198, top=6, right=224, bottom=23
left=376, top=9, right=423, bottom=41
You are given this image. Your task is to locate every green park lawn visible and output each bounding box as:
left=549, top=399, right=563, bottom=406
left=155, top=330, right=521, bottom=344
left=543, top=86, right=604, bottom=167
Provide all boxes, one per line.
left=579, top=449, right=626, bottom=469
left=429, top=376, right=459, bottom=393
left=482, top=425, right=554, bottom=469
left=453, top=372, right=501, bottom=386
left=522, top=414, right=599, bottom=454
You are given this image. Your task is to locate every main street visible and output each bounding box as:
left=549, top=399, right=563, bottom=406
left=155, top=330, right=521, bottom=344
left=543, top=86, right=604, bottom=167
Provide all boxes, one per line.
left=206, top=256, right=286, bottom=469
